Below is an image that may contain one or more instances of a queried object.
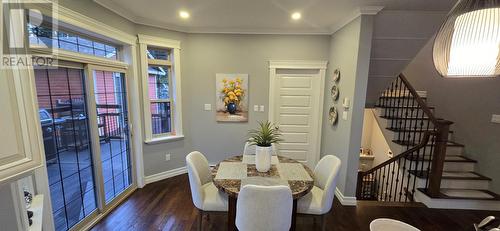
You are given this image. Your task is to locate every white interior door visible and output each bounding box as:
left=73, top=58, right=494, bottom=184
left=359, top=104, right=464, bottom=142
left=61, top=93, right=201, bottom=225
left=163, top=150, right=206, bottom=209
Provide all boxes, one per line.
left=270, top=67, right=325, bottom=169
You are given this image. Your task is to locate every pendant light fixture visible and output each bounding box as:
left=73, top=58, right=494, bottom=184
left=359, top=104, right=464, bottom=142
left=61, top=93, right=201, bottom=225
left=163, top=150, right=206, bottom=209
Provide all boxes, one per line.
left=433, top=0, right=500, bottom=78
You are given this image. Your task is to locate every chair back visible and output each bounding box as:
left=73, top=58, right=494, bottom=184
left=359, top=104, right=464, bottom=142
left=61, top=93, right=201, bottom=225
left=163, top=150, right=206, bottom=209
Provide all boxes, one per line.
left=186, top=151, right=212, bottom=210
left=236, top=185, right=293, bottom=231
left=243, top=142, right=256, bottom=155
left=243, top=142, right=278, bottom=155
left=313, top=155, right=341, bottom=214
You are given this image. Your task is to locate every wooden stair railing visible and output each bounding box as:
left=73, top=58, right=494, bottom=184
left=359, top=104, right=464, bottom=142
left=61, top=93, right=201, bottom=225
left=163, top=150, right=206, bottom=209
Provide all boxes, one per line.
left=356, top=132, right=433, bottom=201
left=356, top=74, right=453, bottom=202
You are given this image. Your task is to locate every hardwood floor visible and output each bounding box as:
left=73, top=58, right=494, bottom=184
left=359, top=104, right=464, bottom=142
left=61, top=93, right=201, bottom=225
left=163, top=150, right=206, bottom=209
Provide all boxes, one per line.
left=91, top=174, right=500, bottom=231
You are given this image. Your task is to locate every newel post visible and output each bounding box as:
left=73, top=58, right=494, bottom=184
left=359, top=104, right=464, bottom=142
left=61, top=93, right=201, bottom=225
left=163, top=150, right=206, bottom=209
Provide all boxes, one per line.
left=356, top=171, right=363, bottom=199
left=428, top=120, right=453, bottom=197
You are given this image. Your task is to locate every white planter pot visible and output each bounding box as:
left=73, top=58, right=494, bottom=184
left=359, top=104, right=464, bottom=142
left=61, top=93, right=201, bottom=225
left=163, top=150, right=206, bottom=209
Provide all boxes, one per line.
left=255, top=146, right=272, bottom=172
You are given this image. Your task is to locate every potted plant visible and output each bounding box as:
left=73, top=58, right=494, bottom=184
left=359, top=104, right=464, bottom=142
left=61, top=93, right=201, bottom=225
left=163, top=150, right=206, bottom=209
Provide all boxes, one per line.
left=247, top=121, right=283, bottom=172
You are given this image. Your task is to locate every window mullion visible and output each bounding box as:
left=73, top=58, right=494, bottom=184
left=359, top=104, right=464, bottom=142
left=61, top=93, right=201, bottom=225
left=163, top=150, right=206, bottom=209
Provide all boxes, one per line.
left=140, top=38, right=181, bottom=142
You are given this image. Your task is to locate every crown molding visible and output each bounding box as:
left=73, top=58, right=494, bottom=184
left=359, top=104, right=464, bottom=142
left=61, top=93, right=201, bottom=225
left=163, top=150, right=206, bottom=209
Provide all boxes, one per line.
left=359, top=6, right=385, bottom=15
left=329, top=6, right=384, bottom=34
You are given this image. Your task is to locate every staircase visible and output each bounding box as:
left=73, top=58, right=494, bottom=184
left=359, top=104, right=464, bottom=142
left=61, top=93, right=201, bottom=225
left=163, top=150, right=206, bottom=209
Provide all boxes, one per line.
left=356, top=74, right=500, bottom=211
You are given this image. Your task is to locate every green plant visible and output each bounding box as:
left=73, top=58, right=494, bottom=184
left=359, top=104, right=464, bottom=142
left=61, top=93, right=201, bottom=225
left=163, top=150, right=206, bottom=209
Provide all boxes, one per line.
left=247, top=121, right=283, bottom=147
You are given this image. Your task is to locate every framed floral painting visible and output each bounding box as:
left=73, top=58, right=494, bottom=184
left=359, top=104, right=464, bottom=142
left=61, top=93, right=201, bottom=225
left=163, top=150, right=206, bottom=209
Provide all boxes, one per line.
left=215, top=73, right=249, bottom=122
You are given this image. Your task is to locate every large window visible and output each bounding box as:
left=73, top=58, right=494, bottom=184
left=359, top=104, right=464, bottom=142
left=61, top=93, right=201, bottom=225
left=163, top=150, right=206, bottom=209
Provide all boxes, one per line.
left=28, top=24, right=119, bottom=60
left=29, top=14, right=135, bottom=231
left=138, top=35, right=183, bottom=143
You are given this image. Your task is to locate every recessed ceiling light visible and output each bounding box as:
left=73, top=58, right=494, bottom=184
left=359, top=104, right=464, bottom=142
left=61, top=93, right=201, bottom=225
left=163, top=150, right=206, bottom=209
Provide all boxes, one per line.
left=179, top=11, right=190, bottom=19
left=291, top=12, right=301, bottom=20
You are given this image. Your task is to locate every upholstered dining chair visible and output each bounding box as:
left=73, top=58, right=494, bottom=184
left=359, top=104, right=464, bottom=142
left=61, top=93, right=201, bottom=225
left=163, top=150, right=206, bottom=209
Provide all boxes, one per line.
left=243, top=142, right=278, bottom=155
left=297, top=155, right=341, bottom=231
left=236, top=185, right=293, bottom=231
left=186, top=151, right=228, bottom=231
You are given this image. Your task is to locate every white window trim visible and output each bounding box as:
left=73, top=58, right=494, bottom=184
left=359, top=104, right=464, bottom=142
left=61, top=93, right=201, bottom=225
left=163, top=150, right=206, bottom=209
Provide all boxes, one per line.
left=24, top=2, right=147, bottom=230
left=138, top=35, right=183, bottom=144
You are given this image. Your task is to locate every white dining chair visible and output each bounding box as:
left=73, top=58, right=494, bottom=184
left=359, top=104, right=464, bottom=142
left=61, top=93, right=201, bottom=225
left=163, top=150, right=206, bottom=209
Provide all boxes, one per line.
left=370, top=219, right=421, bottom=231
left=186, top=151, right=228, bottom=231
left=297, top=155, right=341, bottom=230
left=236, top=185, right=293, bottom=231
left=243, top=142, right=278, bottom=155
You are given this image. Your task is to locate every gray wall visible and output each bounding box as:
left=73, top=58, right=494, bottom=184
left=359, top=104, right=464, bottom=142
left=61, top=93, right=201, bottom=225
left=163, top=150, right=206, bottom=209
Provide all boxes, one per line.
left=403, top=38, right=500, bottom=193
left=57, top=0, right=136, bottom=34
left=320, top=16, right=374, bottom=197
left=143, top=33, right=330, bottom=175
left=51, top=1, right=368, bottom=193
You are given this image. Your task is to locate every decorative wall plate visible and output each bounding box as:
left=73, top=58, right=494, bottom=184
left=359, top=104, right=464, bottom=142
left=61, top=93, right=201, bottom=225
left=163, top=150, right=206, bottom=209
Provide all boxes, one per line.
left=333, top=69, right=340, bottom=82
left=328, top=106, right=338, bottom=125
left=331, top=84, right=339, bottom=101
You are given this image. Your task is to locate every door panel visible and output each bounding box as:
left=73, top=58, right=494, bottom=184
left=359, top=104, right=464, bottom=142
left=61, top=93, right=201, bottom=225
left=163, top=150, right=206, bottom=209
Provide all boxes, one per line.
left=34, top=66, right=132, bottom=231
left=0, top=68, right=44, bottom=183
left=280, top=76, right=312, bottom=88
left=91, top=70, right=131, bottom=205
left=273, top=73, right=321, bottom=167
left=34, top=68, right=97, bottom=231
left=280, top=95, right=311, bottom=107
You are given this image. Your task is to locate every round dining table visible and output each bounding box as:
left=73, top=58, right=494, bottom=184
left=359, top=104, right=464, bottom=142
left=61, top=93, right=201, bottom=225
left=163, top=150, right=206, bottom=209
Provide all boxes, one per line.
left=212, top=155, right=315, bottom=231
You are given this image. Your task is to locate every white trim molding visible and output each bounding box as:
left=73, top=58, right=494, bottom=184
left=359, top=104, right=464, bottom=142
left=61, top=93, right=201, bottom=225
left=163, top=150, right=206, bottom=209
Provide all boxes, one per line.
left=329, top=6, right=384, bottom=34
left=138, top=34, right=181, bottom=49
left=335, top=188, right=357, bottom=206
left=144, top=167, right=187, bottom=185
left=358, top=6, right=385, bottom=15
left=94, top=0, right=382, bottom=35
left=138, top=35, right=184, bottom=144
left=36, top=0, right=136, bottom=45
left=269, top=60, right=328, bottom=70
left=268, top=60, right=327, bottom=169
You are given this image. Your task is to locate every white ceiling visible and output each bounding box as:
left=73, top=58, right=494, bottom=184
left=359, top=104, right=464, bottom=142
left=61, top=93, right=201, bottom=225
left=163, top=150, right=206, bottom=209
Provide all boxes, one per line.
left=94, top=0, right=456, bottom=34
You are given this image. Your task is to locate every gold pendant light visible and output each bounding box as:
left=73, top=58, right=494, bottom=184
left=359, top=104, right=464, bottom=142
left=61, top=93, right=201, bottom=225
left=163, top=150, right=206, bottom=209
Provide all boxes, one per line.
left=433, top=0, right=500, bottom=78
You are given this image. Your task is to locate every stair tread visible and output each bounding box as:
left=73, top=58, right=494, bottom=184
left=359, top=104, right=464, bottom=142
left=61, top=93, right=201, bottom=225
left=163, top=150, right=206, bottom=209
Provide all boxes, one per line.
left=405, top=155, right=477, bottom=163
left=380, top=116, right=434, bottom=120
left=379, top=96, right=427, bottom=99
left=409, top=170, right=491, bottom=181
left=417, top=188, right=500, bottom=201
left=392, top=140, right=464, bottom=147
left=375, top=105, right=435, bottom=109
left=387, top=127, right=453, bottom=133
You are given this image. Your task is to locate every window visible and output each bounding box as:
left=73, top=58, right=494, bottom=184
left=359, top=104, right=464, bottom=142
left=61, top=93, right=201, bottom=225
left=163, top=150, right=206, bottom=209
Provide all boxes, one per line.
left=138, top=35, right=183, bottom=143
left=28, top=24, right=119, bottom=60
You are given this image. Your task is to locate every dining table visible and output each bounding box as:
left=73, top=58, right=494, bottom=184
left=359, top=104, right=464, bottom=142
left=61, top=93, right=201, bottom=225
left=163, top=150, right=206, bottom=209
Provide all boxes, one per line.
left=212, top=155, right=315, bottom=231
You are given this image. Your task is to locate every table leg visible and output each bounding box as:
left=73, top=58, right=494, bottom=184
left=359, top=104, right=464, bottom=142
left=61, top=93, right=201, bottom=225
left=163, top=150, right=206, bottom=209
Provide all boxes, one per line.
left=228, top=196, right=237, bottom=231
left=291, top=199, right=297, bottom=231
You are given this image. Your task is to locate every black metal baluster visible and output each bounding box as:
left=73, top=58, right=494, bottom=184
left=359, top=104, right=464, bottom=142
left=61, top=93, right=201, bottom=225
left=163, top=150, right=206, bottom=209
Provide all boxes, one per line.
left=389, top=81, right=396, bottom=128
left=387, top=162, right=395, bottom=201
left=382, top=166, right=388, bottom=201
left=398, top=156, right=408, bottom=202
left=393, top=158, right=402, bottom=202
left=376, top=169, right=382, bottom=200
left=425, top=135, right=437, bottom=190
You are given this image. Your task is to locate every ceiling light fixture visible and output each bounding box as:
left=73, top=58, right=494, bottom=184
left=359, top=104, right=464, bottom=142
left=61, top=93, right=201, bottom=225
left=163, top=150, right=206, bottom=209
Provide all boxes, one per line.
left=433, top=0, right=500, bottom=78
left=179, top=11, right=190, bottom=19
left=291, top=12, right=302, bottom=20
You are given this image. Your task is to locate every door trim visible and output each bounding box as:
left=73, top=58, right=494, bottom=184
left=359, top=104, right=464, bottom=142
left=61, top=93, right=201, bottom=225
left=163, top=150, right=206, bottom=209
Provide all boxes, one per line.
left=268, top=60, right=327, bottom=168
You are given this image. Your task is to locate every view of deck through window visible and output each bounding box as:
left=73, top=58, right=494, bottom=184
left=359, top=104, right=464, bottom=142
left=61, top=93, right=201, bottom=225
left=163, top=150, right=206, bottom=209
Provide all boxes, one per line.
left=28, top=24, right=119, bottom=60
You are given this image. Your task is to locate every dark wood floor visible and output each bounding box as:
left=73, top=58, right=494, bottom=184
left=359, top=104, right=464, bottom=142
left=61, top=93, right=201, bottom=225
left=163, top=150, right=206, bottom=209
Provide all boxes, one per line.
left=91, top=174, right=500, bottom=231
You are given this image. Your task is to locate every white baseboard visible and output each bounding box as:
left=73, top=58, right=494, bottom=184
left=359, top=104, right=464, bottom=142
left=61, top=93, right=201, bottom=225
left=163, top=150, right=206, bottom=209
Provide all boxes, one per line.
left=335, top=187, right=357, bottom=206
left=144, top=166, right=187, bottom=185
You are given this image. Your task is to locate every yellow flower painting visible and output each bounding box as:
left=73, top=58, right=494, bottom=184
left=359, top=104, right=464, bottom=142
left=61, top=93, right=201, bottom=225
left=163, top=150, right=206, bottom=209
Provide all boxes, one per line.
left=216, top=74, right=248, bottom=122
